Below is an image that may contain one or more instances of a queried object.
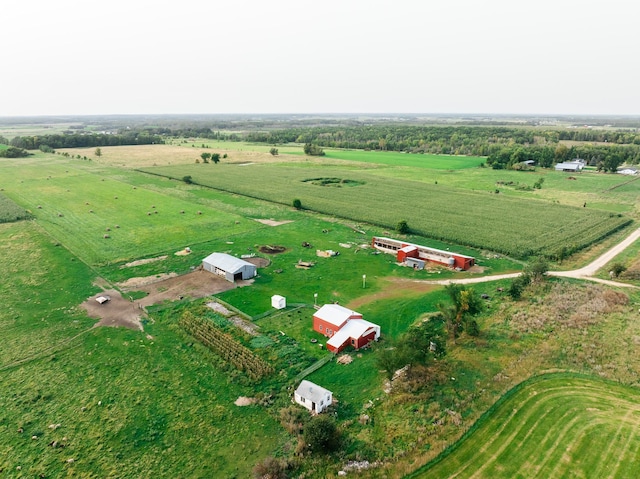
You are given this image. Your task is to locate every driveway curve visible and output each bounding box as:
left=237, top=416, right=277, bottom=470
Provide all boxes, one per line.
left=410, top=227, right=640, bottom=289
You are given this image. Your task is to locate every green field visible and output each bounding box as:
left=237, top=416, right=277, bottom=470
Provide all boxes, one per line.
left=322, top=149, right=484, bottom=169
left=409, top=374, right=640, bottom=479
left=3, top=143, right=640, bottom=479
left=142, top=162, right=632, bottom=258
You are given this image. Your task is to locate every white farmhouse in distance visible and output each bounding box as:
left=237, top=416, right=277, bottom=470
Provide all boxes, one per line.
left=294, top=380, right=333, bottom=414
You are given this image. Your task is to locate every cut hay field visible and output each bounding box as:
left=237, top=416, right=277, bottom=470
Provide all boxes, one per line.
left=408, top=374, right=640, bottom=479
left=0, top=156, right=260, bottom=265
left=141, top=162, right=632, bottom=258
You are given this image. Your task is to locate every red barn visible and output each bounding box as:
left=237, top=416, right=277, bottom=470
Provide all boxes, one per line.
left=313, top=304, right=380, bottom=354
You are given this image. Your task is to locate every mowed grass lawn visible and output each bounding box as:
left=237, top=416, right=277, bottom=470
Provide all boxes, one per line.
left=409, top=374, right=640, bottom=479
left=0, top=221, right=285, bottom=478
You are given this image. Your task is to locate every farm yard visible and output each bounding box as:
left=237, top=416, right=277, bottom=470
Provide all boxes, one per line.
left=1, top=136, right=640, bottom=479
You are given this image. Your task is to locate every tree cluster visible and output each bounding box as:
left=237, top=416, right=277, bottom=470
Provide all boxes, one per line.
left=376, top=315, right=447, bottom=380
left=303, top=143, right=325, bottom=156
left=486, top=143, right=639, bottom=171
left=438, top=284, right=484, bottom=341
left=0, top=146, right=30, bottom=158
left=9, top=132, right=164, bottom=150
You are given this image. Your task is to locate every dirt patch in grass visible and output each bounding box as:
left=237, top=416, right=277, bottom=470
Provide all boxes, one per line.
left=121, top=255, right=168, bottom=268
left=123, top=269, right=247, bottom=308
left=347, top=277, right=439, bottom=310
left=81, top=290, right=144, bottom=330
left=259, top=245, right=287, bottom=254
left=255, top=219, right=293, bottom=227
left=234, top=396, right=256, bottom=406
left=245, top=256, right=270, bottom=268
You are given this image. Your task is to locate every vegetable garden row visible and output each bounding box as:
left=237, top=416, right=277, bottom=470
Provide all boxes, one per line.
left=180, top=311, right=274, bottom=381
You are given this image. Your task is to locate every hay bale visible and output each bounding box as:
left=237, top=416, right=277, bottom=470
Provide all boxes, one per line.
left=180, top=210, right=185, bottom=214
left=114, top=196, right=118, bottom=199
left=197, top=211, right=202, bottom=215
left=114, top=225, right=120, bottom=228
left=57, top=213, right=63, bottom=217
left=103, top=234, right=110, bottom=239
left=106, top=227, right=111, bottom=232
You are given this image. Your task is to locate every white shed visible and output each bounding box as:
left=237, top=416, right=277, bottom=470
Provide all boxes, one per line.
left=294, top=380, right=333, bottom=414
left=271, top=295, right=286, bottom=309
left=202, top=253, right=256, bottom=282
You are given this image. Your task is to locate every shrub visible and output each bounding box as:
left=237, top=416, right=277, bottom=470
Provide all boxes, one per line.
left=292, top=199, right=302, bottom=210
left=303, top=416, right=340, bottom=454
left=396, top=220, right=409, bottom=234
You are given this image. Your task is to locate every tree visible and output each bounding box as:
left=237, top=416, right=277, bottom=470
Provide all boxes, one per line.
left=182, top=175, right=193, bottom=184
left=303, top=416, right=340, bottom=453
left=396, top=220, right=409, bottom=234
left=438, top=284, right=483, bottom=340
left=303, top=143, right=325, bottom=156
left=270, top=147, right=279, bottom=156
left=292, top=199, right=302, bottom=209
left=200, top=152, right=211, bottom=163
left=508, top=275, right=529, bottom=300
left=533, top=177, right=545, bottom=189
left=211, top=153, right=220, bottom=163
left=610, top=262, right=627, bottom=278
left=95, top=147, right=102, bottom=157
left=524, top=257, right=549, bottom=283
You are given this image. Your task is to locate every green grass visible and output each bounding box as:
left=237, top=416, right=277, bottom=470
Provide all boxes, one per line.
left=0, top=193, right=32, bottom=223
left=141, top=162, right=632, bottom=258
left=322, top=150, right=484, bottom=169
left=408, top=373, right=640, bottom=479
left=0, top=221, right=285, bottom=478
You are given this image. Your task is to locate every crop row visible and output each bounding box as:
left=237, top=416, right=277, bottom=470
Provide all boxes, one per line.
left=180, top=312, right=274, bottom=380
left=144, top=164, right=632, bottom=259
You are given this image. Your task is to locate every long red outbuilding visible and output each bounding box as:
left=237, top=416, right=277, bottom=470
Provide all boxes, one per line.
left=372, top=236, right=475, bottom=270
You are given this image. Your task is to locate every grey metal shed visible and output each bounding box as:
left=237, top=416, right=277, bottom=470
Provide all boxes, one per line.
left=202, top=253, right=256, bottom=282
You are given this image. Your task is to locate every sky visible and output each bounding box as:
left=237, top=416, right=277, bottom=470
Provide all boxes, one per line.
left=2, top=0, right=639, bottom=116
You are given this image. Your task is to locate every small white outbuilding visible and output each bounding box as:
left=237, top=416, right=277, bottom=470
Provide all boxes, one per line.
left=294, top=380, right=333, bottom=414
left=271, top=295, right=286, bottom=310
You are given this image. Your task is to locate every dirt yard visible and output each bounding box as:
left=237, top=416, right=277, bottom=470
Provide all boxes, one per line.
left=85, top=257, right=269, bottom=329
left=82, top=290, right=145, bottom=330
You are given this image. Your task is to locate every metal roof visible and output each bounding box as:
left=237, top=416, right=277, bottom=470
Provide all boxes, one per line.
left=202, top=252, right=254, bottom=274
left=295, top=380, right=332, bottom=403
left=326, top=319, right=380, bottom=349
left=314, top=304, right=361, bottom=327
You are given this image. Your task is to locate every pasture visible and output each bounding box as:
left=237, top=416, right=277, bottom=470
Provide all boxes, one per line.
left=408, top=374, right=640, bottom=479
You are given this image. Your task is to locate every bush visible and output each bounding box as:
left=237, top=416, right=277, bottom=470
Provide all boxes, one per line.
left=292, top=199, right=302, bottom=210
left=610, top=262, right=627, bottom=278
left=303, top=416, right=340, bottom=453
left=396, top=220, right=409, bottom=234
left=253, top=456, right=290, bottom=479
left=183, top=175, right=193, bottom=184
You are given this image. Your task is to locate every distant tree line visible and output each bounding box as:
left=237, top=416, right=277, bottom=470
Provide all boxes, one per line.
left=486, top=143, right=640, bottom=171
left=9, top=132, right=164, bottom=150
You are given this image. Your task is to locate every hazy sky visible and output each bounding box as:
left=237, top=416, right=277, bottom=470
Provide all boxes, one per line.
left=3, top=0, right=639, bottom=116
